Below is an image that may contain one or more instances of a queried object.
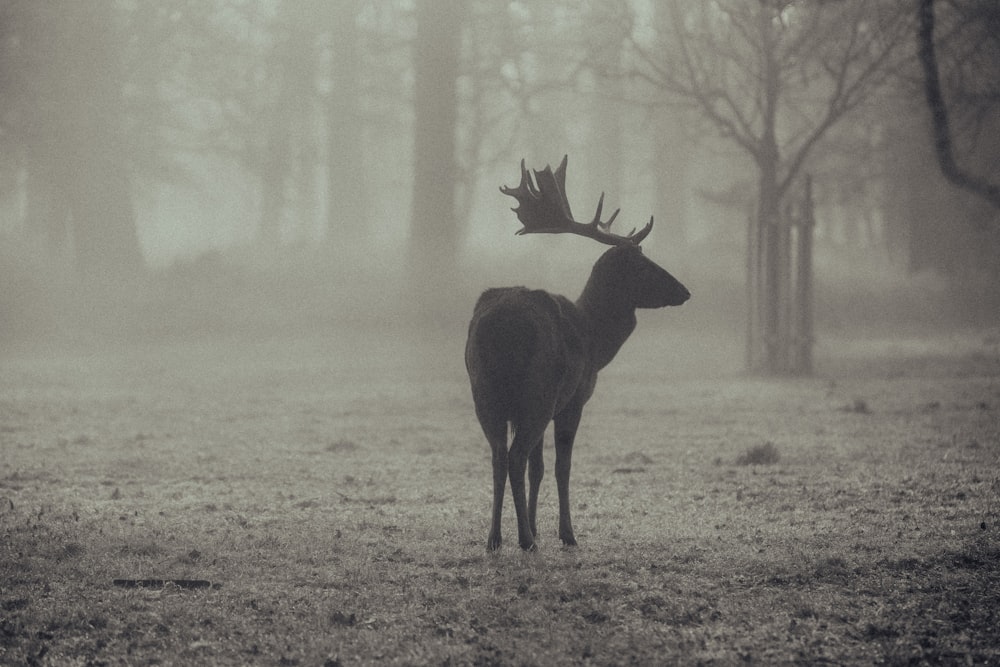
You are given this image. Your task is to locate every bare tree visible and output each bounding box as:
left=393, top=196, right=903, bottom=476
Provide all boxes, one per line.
left=324, top=0, right=369, bottom=241
left=408, top=0, right=467, bottom=308
left=7, top=1, right=145, bottom=288
left=119, top=1, right=378, bottom=251
left=620, top=0, right=910, bottom=373
left=917, top=0, right=1000, bottom=210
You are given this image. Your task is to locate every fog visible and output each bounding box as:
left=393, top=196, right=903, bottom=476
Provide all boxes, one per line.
left=1, top=1, right=998, bottom=374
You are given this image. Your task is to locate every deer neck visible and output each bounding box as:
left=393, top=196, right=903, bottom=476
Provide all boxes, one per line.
left=575, top=286, right=636, bottom=370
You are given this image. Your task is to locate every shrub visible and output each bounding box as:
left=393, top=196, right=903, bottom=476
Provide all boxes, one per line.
left=736, top=441, right=780, bottom=466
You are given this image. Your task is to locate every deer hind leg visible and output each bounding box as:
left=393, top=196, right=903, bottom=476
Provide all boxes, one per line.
left=527, top=435, right=545, bottom=540
left=479, top=416, right=508, bottom=552
left=508, top=422, right=545, bottom=551
left=554, top=406, right=582, bottom=546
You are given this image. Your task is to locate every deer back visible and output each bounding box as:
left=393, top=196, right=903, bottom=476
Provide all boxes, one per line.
left=465, top=287, right=593, bottom=424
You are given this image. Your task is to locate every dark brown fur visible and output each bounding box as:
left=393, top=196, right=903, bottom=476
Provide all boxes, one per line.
left=466, top=244, right=689, bottom=551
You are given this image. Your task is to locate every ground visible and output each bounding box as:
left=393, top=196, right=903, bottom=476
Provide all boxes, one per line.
left=1, top=329, right=998, bottom=666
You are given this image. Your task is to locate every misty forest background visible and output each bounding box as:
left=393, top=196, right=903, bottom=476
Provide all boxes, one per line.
left=1, top=0, right=998, bottom=366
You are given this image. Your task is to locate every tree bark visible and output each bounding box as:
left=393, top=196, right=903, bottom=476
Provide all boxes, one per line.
left=754, top=151, right=782, bottom=373
left=917, top=0, right=1000, bottom=211
left=23, top=1, right=145, bottom=288
left=326, top=0, right=369, bottom=243
left=752, top=11, right=784, bottom=374
left=408, top=0, right=466, bottom=314
left=258, top=6, right=319, bottom=248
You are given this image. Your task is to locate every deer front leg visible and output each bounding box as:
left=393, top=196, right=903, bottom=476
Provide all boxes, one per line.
left=527, top=437, right=544, bottom=540
left=508, top=429, right=540, bottom=551
left=554, top=406, right=583, bottom=546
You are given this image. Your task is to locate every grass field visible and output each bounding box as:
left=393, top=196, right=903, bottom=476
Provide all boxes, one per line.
left=2, top=330, right=999, bottom=665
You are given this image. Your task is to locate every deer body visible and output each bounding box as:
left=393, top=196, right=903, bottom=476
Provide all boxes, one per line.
left=466, top=159, right=689, bottom=551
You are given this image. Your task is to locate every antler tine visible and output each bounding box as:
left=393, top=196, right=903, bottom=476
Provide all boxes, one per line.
left=523, top=159, right=539, bottom=197
left=629, top=216, right=654, bottom=244
left=551, top=155, right=572, bottom=218
left=590, top=192, right=622, bottom=232
left=499, top=159, right=536, bottom=199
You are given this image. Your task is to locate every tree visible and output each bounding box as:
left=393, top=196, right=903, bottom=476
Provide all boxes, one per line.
left=621, top=0, right=910, bottom=373
left=9, top=1, right=145, bottom=288
left=324, top=0, right=369, bottom=242
left=118, top=1, right=378, bottom=252
left=254, top=1, right=324, bottom=247
left=876, top=0, right=1000, bottom=293
left=917, top=0, right=1000, bottom=211
left=408, top=0, right=467, bottom=311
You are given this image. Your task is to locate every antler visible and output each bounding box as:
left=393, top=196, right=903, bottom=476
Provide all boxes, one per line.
left=499, top=155, right=653, bottom=246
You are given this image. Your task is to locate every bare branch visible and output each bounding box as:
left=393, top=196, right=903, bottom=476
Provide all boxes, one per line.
left=777, top=3, right=910, bottom=196
left=663, top=2, right=762, bottom=158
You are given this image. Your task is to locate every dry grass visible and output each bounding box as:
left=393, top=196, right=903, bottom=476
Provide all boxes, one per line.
left=1, top=333, right=999, bottom=665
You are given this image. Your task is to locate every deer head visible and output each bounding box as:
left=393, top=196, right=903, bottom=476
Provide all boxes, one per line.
left=501, top=155, right=688, bottom=314
left=585, top=244, right=690, bottom=309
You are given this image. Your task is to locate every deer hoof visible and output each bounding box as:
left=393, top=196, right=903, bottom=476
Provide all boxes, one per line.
left=560, top=534, right=577, bottom=547
left=520, top=540, right=538, bottom=552
left=487, top=535, right=502, bottom=552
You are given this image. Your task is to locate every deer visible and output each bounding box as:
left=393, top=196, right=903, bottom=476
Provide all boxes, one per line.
left=465, top=156, right=690, bottom=552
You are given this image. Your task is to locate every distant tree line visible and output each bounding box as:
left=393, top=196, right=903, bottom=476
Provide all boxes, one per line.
left=0, top=0, right=996, bottom=301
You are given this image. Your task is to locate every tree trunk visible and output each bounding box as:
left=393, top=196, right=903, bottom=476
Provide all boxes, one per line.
left=67, top=153, right=145, bottom=289
left=586, top=73, right=623, bottom=220
left=258, top=105, right=292, bottom=249
left=654, top=117, right=690, bottom=266
left=325, top=0, right=369, bottom=244
left=29, top=1, right=145, bottom=289
left=408, top=0, right=466, bottom=316
left=749, top=10, right=784, bottom=374
left=753, top=158, right=782, bottom=373
left=917, top=0, right=1000, bottom=212
left=258, top=9, right=317, bottom=249
left=794, top=177, right=815, bottom=375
